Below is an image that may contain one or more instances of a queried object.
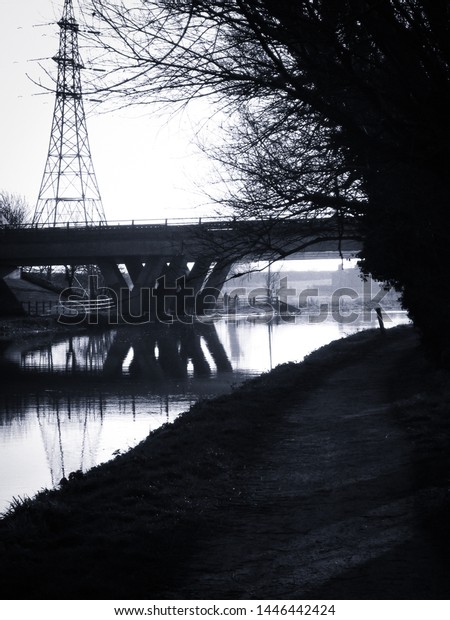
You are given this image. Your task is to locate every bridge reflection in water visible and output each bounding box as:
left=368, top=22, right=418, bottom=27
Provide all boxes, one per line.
left=0, top=322, right=246, bottom=502
left=3, top=322, right=234, bottom=381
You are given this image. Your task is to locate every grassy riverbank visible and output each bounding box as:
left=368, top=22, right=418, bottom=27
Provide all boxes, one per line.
left=1, top=325, right=449, bottom=599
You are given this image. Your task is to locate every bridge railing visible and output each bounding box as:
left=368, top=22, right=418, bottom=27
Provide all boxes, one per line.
left=3, top=216, right=235, bottom=230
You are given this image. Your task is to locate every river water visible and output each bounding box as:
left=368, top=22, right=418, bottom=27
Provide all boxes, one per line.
left=0, top=311, right=410, bottom=514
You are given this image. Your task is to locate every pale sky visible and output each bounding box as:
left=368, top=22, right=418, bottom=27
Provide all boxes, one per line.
left=0, top=0, right=219, bottom=223
left=0, top=0, right=357, bottom=273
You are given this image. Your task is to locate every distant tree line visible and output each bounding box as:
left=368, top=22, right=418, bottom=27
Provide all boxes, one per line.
left=87, top=0, right=450, bottom=359
left=0, top=191, right=29, bottom=227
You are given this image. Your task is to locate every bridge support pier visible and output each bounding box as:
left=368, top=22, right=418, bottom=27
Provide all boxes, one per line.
left=156, top=256, right=189, bottom=317
left=124, top=260, right=144, bottom=284
left=126, top=257, right=167, bottom=318
left=186, top=258, right=212, bottom=293
left=96, top=261, right=130, bottom=321
left=197, top=261, right=233, bottom=314
left=118, top=255, right=231, bottom=320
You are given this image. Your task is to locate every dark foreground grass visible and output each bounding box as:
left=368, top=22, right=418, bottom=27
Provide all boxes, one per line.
left=0, top=325, right=449, bottom=599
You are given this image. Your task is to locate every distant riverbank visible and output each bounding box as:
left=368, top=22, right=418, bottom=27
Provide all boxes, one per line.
left=1, top=324, right=449, bottom=599
left=0, top=316, right=85, bottom=341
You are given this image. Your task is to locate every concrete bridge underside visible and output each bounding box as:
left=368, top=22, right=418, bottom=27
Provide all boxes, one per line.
left=0, top=219, right=361, bottom=316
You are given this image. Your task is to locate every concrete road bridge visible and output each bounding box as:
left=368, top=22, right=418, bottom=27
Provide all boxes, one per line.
left=0, top=216, right=361, bottom=317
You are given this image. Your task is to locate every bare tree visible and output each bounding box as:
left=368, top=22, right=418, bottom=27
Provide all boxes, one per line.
left=204, top=99, right=365, bottom=227
left=0, top=191, right=29, bottom=227
left=83, top=1, right=450, bottom=357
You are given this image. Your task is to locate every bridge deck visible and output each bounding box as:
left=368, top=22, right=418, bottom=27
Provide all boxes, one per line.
left=0, top=218, right=361, bottom=267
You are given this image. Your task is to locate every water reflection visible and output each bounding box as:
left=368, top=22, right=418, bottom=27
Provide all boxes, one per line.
left=2, top=322, right=234, bottom=380
left=0, top=312, right=410, bottom=513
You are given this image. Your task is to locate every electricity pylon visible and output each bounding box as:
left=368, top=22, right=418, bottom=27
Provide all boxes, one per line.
left=33, top=0, right=106, bottom=227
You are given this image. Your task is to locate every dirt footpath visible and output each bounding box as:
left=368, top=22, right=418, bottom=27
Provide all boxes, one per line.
left=161, top=328, right=450, bottom=599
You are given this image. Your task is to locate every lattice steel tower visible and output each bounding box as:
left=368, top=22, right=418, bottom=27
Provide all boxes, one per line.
left=33, top=0, right=106, bottom=226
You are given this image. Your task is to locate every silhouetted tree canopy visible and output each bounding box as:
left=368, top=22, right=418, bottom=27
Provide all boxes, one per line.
left=87, top=0, right=450, bottom=358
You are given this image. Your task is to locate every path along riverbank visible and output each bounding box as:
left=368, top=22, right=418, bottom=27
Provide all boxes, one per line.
left=1, top=324, right=449, bottom=599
